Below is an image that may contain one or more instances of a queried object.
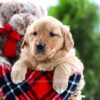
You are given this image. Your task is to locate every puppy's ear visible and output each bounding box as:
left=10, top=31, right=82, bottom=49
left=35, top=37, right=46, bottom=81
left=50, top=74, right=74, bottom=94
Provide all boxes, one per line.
left=21, top=40, right=27, bottom=48
left=21, top=36, right=29, bottom=49
left=62, top=25, right=74, bottom=51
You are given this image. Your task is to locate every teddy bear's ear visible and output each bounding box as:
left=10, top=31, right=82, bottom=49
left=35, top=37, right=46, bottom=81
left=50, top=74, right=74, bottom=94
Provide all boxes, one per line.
left=39, top=5, right=47, bottom=16
left=20, top=3, right=24, bottom=7
left=62, top=25, right=74, bottom=51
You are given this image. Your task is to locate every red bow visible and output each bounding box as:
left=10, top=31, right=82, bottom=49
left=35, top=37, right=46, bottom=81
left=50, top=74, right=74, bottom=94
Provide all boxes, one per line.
left=0, top=24, right=21, bottom=57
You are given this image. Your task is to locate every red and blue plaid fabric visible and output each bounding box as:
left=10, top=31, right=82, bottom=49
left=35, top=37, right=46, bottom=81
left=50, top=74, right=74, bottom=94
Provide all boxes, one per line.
left=0, top=64, right=81, bottom=100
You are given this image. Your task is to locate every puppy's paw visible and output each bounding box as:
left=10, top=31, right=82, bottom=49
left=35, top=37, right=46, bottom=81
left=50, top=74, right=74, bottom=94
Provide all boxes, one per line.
left=68, top=91, right=85, bottom=100
left=11, top=66, right=26, bottom=84
left=53, top=79, right=68, bottom=94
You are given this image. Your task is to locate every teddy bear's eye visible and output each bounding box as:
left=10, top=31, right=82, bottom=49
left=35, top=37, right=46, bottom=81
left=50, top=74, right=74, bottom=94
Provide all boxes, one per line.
left=32, top=32, right=37, bottom=36
left=21, top=10, right=25, bottom=13
left=49, top=32, right=56, bottom=37
left=13, top=11, right=17, bottom=14
left=33, top=12, right=36, bottom=15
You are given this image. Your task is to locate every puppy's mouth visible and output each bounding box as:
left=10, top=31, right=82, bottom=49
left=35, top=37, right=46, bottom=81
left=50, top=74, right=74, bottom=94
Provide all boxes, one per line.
left=36, top=49, right=45, bottom=55
left=34, top=49, right=56, bottom=62
left=34, top=49, right=47, bottom=61
left=34, top=54, right=47, bottom=62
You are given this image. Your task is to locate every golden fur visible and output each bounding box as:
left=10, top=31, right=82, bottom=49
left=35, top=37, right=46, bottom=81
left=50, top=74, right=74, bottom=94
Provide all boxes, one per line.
left=11, top=16, right=85, bottom=100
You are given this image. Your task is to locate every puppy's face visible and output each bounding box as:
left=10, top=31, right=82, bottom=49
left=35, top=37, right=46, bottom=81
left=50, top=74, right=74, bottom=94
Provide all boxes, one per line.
left=22, top=17, right=74, bottom=61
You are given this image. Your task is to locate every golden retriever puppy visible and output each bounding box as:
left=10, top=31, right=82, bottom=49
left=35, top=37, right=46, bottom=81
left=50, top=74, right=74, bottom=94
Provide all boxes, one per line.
left=11, top=16, right=85, bottom=99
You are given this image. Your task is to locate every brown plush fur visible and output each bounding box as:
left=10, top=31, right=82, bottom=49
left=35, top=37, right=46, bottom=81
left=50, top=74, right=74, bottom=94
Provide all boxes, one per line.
left=11, top=16, right=85, bottom=100
left=0, top=1, right=47, bottom=64
left=0, top=1, right=47, bottom=35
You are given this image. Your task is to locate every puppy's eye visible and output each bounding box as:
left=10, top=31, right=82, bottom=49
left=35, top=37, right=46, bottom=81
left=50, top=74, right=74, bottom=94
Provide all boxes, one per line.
left=49, top=32, right=56, bottom=37
left=32, top=32, right=37, bottom=36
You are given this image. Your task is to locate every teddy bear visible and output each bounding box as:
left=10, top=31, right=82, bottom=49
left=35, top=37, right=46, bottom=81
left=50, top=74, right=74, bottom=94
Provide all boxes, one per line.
left=0, top=1, right=47, bottom=65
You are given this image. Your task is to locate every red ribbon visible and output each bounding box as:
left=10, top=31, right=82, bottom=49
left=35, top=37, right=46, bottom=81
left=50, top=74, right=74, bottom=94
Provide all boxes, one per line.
left=0, top=24, right=21, bottom=57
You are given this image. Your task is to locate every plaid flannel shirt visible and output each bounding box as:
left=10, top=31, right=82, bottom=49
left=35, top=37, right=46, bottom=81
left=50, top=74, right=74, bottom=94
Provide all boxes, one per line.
left=0, top=64, right=81, bottom=100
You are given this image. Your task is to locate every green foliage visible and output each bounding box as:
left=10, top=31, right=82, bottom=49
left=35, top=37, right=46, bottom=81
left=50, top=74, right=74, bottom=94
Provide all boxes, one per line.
left=48, top=0, right=100, bottom=100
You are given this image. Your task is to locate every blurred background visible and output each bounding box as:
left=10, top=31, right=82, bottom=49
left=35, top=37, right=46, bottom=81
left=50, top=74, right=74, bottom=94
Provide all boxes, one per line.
left=0, top=0, right=100, bottom=99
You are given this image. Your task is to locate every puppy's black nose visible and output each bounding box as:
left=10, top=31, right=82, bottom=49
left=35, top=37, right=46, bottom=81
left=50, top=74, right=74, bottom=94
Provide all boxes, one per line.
left=36, top=42, right=45, bottom=51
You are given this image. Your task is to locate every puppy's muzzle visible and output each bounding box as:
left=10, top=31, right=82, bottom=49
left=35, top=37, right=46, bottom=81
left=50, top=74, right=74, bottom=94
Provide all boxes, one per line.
left=36, top=42, right=45, bottom=53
